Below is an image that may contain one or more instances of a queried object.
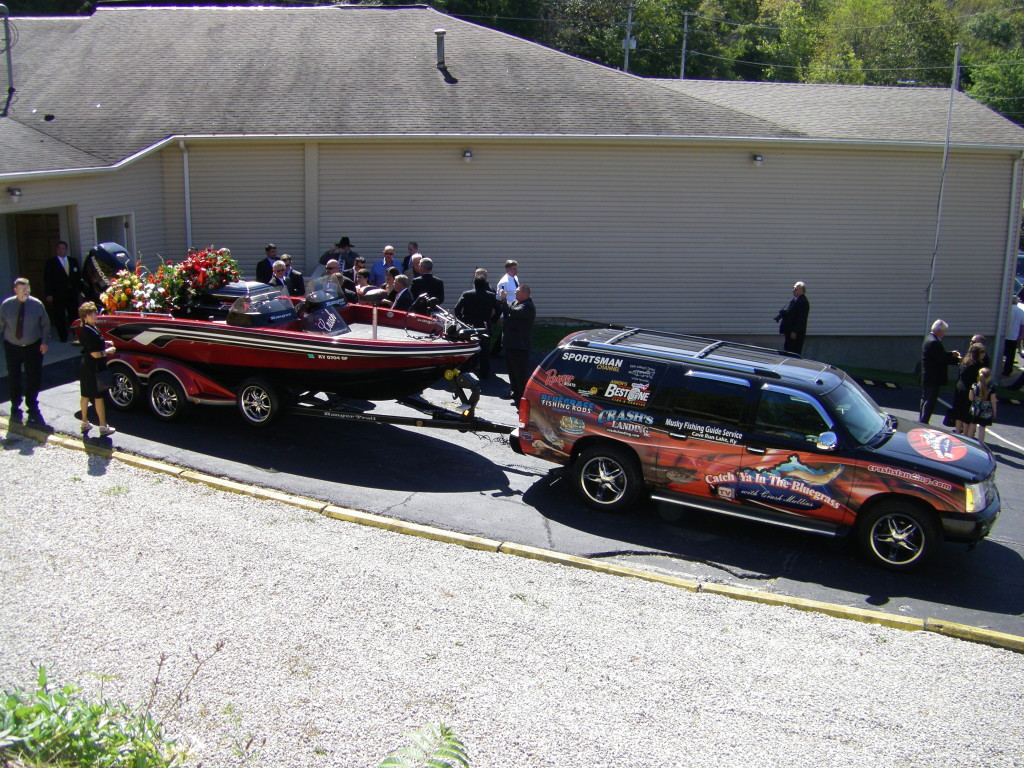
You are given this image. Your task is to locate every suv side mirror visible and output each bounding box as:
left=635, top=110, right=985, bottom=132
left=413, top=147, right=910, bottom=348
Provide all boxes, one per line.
left=816, top=431, right=839, bottom=452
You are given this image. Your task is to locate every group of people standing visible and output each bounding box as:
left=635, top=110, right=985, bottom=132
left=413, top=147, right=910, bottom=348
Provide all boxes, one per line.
left=1, top=275, right=116, bottom=436
left=920, top=320, right=998, bottom=443
left=261, top=237, right=537, bottom=403
left=451, top=260, right=535, bottom=403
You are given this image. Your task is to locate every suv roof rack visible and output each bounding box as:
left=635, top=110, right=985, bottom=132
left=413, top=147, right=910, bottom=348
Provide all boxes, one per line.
left=574, top=326, right=802, bottom=380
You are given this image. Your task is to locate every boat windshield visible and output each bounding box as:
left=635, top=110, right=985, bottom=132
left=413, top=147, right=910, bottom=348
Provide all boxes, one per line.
left=821, top=376, right=888, bottom=445
left=302, top=276, right=351, bottom=336
left=226, top=292, right=298, bottom=327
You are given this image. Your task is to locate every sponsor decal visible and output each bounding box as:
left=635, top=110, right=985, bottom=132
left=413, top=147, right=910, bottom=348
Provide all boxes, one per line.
left=605, top=421, right=650, bottom=438
left=625, top=363, right=657, bottom=383
left=603, top=380, right=651, bottom=406
left=544, top=369, right=576, bottom=388
left=559, top=416, right=586, bottom=436
left=706, top=464, right=842, bottom=511
left=906, top=428, right=968, bottom=463
left=867, top=464, right=954, bottom=492
left=539, top=393, right=594, bottom=414
left=520, top=432, right=534, bottom=442
left=598, top=408, right=653, bottom=438
left=597, top=409, right=654, bottom=426
left=561, top=351, right=623, bottom=371
left=666, top=418, right=743, bottom=445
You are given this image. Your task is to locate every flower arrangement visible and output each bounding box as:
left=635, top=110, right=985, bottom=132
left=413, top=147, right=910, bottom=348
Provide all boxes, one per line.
left=173, top=247, right=239, bottom=304
left=100, top=247, right=241, bottom=314
left=99, top=269, right=149, bottom=313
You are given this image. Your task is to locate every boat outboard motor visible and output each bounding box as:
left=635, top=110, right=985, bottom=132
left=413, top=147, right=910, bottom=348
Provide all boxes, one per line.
left=83, top=242, right=135, bottom=304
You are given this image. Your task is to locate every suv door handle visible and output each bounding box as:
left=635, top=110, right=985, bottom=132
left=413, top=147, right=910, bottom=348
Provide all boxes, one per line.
left=746, top=446, right=767, bottom=454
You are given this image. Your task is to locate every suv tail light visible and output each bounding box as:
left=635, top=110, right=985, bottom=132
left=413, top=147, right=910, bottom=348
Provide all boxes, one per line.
left=518, top=398, right=529, bottom=429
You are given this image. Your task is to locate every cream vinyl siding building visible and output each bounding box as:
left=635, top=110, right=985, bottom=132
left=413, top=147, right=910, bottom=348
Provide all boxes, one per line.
left=2, top=5, right=1023, bottom=370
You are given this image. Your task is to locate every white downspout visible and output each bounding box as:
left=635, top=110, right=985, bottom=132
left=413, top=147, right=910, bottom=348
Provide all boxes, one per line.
left=179, top=140, right=193, bottom=247
left=995, top=151, right=1022, bottom=379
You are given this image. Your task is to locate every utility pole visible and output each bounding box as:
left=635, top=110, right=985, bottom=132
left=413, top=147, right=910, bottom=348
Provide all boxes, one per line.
left=622, top=0, right=636, bottom=73
left=680, top=11, right=690, bottom=80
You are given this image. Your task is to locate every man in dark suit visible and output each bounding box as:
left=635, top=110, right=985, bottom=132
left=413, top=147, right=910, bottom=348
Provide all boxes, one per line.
left=281, top=254, right=305, bottom=297
left=256, top=243, right=278, bottom=284
left=266, top=260, right=291, bottom=293
left=411, top=257, right=445, bottom=306
left=342, top=256, right=366, bottom=285
left=776, top=281, right=810, bottom=355
left=503, top=284, right=536, bottom=404
left=43, top=240, right=82, bottom=343
left=920, top=319, right=961, bottom=424
left=391, top=275, right=414, bottom=311
left=454, top=272, right=500, bottom=379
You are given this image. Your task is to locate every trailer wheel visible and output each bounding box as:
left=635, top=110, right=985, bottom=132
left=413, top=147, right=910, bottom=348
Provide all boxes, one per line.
left=237, top=377, right=280, bottom=427
left=106, top=364, right=143, bottom=411
left=148, top=372, right=192, bottom=422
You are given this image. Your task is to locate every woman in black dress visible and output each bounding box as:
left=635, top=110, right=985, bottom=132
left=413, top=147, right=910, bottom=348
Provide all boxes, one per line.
left=952, top=343, right=986, bottom=434
left=78, top=301, right=116, bottom=436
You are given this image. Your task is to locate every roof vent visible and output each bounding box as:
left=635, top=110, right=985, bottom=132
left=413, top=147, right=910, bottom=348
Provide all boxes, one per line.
left=434, top=28, right=446, bottom=68
left=434, top=28, right=457, bottom=84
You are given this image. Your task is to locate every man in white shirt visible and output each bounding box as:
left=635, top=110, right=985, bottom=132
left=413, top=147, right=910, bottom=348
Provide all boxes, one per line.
left=492, top=260, right=519, bottom=357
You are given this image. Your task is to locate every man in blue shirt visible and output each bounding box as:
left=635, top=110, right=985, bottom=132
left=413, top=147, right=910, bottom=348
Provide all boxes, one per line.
left=369, top=245, right=399, bottom=287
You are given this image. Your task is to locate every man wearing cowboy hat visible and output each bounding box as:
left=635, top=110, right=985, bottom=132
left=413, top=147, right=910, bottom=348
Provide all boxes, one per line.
left=319, top=236, right=360, bottom=269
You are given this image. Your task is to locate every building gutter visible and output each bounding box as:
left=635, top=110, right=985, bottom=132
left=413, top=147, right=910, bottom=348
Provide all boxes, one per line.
left=3, top=132, right=1024, bottom=183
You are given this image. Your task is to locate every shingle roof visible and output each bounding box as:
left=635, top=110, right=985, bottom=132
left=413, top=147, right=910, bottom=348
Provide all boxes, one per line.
left=655, top=79, right=1024, bottom=147
left=3, top=5, right=1023, bottom=178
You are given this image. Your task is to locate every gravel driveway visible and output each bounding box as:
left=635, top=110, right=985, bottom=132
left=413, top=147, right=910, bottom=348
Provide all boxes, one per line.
left=1, top=433, right=1022, bottom=768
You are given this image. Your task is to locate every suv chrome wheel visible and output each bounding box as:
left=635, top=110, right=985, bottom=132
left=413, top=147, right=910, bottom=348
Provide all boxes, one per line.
left=575, top=445, right=642, bottom=513
left=858, top=502, right=936, bottom=571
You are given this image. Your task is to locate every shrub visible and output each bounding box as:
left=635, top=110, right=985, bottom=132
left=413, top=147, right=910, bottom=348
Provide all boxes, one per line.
left=0, top=666, right=184, bottom=767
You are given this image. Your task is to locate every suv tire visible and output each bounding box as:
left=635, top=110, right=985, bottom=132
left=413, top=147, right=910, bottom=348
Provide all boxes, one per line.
left=574, top=444, right=642, bottom=513
left=857, top=501, right=937, bottom=571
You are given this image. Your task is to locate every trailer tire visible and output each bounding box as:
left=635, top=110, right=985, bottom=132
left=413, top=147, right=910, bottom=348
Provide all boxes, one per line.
left=106, top=364, right=143, bottom=411
left=148, top=372, right=192, bottom=422
left=237, top=377, right=280, bottom=427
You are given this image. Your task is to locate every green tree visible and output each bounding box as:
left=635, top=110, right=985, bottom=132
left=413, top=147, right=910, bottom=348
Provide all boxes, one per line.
left=967, top=48, right=1024, bottom=126
left=756, top=0, right=824, bottom=82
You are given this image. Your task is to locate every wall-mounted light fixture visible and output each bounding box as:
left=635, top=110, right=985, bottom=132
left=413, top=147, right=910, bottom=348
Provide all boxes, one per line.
left=7, top=187, right=22, bottom=203
left=751, top=153, right=764, bottom=166
left=462, top=149, right=473, bottom=163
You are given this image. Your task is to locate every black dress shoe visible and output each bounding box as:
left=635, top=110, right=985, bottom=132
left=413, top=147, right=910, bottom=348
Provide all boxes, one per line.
left=9, top=408, right=23, bottom=422
left=26, top=410, right=43, bottom=423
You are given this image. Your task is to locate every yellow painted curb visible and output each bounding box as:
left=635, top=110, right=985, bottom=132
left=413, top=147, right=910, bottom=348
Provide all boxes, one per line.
left=178, top=471, right=327, bottom=512
left=112, top=451, right=185, bottom=477
left=498, top=542, right=702, bottom=593
left=6, top=418, right=1023, bottom=654
left=700, top=582, right=926, bottom=632
left=323, top=505, right=502, bottom=552
left=925, top=619, right=1024, bottom=652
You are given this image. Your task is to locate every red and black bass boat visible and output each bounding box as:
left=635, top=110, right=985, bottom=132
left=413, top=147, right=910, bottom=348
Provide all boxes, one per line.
left=90, top=277, right=484, bottom=426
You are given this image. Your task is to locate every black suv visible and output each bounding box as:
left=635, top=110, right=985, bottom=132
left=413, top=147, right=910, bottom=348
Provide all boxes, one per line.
left=510, top=327, right=1000, bottom=571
